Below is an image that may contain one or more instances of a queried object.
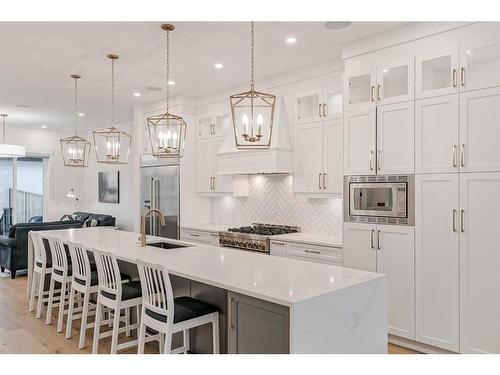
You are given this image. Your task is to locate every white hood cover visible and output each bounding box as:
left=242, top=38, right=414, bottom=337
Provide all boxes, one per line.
left=216, top=97, right=293, bottom=175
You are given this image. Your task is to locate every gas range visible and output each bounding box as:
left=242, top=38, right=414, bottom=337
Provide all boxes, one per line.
left=219, top=223, right=300, bottom=254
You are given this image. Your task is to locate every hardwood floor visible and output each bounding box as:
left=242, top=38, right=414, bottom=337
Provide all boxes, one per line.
left=0, top=271, right=420, bottom=354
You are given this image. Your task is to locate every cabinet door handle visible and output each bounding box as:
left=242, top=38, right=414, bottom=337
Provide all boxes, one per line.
left=371, top=86, right=375, bottom=102
left=452, top=145, right=457, bottom=167
left=209, top=177, right=212, bottom=190
left=318, top=173, right=322, bottom=189
left=322, top=173, right=326, bottom=190
left=370, top=229, right=375, bottom=249
left=452, top=69, right=457, bottom=87
left=461, top=209, right=465, bottom=233
left=377, top=150, right=381, bottom=170
left=452, top=209, right=457, bottom=232
left=190, top=233, right=200, bottom=237
left=319, top=104, right=322, bottom=118
left=212, top=176, right=216, bottom=190
left=322, top=102, right=327, bottom=117
left=369, top=151, right=374, bottom=170
left=212, top=124, right=215, bottom=135
left=460, top=144, right=465, bottom=167
left=229, top=297, right=236, bottom=330
left=377, top=230, right=381, bottom=250
left=460, top=67, right=466, bottom=87
left=377, top=84, right=381, bottom=101
left=305, top=249, right=321, bottom=255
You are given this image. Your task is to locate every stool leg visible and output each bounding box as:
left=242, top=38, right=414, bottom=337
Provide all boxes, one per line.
left=36, top=272, right=46, bottom=319
left=137, top=315, right=146, bottom=354
left=92, top=302, right=102, bottom=354
left=78, top=291, right=91, bottom=349
left=163, top=328, right=173, bottom=354
left=65, top=286, right=76, bottom=338
left=159, top=333, right=165, bottom=354
left=212, top=312, right=220, bottom=354
left=125, top=307, right=131, bottom=337
left=57, top=280, right=68, bottom=333
left=45, top=277, right=55, bottom=325
left=110, top=306, right=121, bottom=354
left=29, top=271, right=38, bottom=312
left=183, top=329, right=190, bottom=354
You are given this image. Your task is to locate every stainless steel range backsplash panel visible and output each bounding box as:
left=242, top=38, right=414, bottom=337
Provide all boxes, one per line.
left=211, top=175, right=342, bottom=237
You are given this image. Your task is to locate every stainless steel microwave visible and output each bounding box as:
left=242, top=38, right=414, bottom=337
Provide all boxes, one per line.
left=344, top=175, right=415, bottom=226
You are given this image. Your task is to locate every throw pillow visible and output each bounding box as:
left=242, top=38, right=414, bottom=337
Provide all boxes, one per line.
left=83, top=218, right=99, bottom=227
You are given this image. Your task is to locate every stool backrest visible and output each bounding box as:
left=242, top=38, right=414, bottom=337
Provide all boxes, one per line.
left=67, top=241, right=92, bottom=285
left=31, top=231, right=48, bottom=267
left=48, top=236, right=69, bottom=275
left=136, top=259, right=174, bottom=323
left=93, top=249, right=122, bottom=298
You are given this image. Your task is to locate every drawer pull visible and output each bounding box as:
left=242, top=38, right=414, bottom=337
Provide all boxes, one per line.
left=210, top=233, right=219, bottom=237
left=190, top=233, right=200, bottom=237
left=305, top=249, right=321, bottom=255
left=271, top=241, right=285, bottom=246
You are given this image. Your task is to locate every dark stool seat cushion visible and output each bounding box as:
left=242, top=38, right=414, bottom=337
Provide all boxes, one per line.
left=74, top=272, right=132, bottom=287
left=145, top=296, right=218, bottom=324
left=101, top=280, right=141, bottom=301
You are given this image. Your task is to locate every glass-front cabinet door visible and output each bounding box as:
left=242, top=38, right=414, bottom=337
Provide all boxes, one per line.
left=323, top=88, right=343, bottom=120
left=213, top=113, right=231, bottom=137
left=416, top=49, right=459, bottom=99
left=295, top=89, right=322, bottom=124
left=344, top=68, right=376, bottom=111
left=377, top=58, right=414, bottom=105
left=460, top=39, right=500, bottom=92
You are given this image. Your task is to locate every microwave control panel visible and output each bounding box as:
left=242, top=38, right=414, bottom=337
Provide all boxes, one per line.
left=396, top=183, right=407, bottom=217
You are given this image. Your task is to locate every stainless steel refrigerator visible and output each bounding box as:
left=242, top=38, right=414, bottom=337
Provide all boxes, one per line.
left=140, top=157, right=180, bottom=239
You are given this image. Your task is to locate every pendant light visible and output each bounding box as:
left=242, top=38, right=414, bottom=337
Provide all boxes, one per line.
left=0, top=114, right=26, bottom=158
left=230, top=21, right=276, bottom=149
left=146, top=24, right=187, bottom=158
left=60, top=74, right=91, bottom=167
left=93, top=54, right=132, bottom=164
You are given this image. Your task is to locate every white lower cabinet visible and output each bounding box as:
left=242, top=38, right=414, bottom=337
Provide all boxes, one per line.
left=179, top=229, right=220, bottom=246
left=269, top=240, right=342, bottom=266
left=459, top=172, right=500, bottom=354
left=415, top=174, right=459, bottom=351
left=343, top=222, right=415, bottom=339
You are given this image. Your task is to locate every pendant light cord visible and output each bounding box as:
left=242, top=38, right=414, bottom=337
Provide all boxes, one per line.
left=111, top=57, right=115, bottom=126
left=250, top=21, right=255, bottom=91
left=166, top=28, right=170, bottom=112
left=74, top=76, right=79, bottom=136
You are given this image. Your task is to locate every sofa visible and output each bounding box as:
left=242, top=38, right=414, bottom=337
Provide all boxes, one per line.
left=0, top=212, right=116, bottom=279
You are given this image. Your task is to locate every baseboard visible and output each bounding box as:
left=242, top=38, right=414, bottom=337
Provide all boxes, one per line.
left=389, top=334, right=458, bottom=354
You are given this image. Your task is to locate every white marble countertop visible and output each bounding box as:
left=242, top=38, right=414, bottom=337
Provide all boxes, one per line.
left=180, top=224, right=228, bottom=233
left=36, top=227, right=380, bottom=306
left=271, top=233, right=343, bottom=248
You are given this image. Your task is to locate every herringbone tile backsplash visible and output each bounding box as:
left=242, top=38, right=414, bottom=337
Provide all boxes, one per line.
left=211, top=175, right=343, bottom=237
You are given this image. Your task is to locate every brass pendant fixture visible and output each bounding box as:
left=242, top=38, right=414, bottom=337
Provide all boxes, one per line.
left=93, top=54, right=132, bottom=164
left=147, top=23, right=187, bottom=158
left=230, top=21, right=276, bottom=149
left=60, top=74, right=91, bottom=167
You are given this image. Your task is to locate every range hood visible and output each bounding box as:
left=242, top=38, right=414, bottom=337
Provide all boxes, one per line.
left=216, top=97, right=293, bottom=175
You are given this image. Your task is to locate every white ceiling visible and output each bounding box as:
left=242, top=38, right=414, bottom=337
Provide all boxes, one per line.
left=0, top=22, right=408, bottom=131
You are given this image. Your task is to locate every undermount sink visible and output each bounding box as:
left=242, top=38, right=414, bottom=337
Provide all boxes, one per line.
left=146, top=241, right=188, bottom=249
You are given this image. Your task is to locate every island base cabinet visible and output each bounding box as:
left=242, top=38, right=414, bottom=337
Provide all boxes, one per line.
left=227, top=291, right=290, bottom=354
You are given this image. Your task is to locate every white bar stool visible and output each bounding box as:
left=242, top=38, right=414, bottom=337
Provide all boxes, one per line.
left=92, top=249, right=142, bottom=354
left=136, top=259, right=220, bottom=354
left=29, top=231, right=54, bottom=318
left=45, top=236, right=74, bottom=333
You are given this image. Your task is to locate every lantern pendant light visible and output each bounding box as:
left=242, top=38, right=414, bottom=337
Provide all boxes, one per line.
left=93, top=54, right=132, bottom=164
left=147, top=23, right=187, bottom=158
left=0, top=114, right=26, bottom=158
left=60, top=74, right=91, bottom=167
left=230, top=21, right=276, bottom=149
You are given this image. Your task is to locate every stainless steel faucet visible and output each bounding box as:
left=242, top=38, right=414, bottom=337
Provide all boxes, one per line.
left=140, top=208, right=166, bottom=247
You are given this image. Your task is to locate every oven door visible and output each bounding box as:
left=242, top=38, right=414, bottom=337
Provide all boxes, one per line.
left=349, top=182, right=401, bottom=218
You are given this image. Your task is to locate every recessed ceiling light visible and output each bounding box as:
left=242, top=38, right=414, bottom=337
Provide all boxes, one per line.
left=41, top=125, right=47, bottom=129
left=286, top=37, right=297, bottom=44
left=133, top=92, right=141, bottom=97
left=14, top=104, right=30, bottom=108
left=214, top=63, right=224, bottom=70
left=145, top=86, right=163, bottom=92
left=78, top=112, right=85, bottom=117
left=324, top=21, right=351, bottom=30
left=168, top=81, right=175, bottom=86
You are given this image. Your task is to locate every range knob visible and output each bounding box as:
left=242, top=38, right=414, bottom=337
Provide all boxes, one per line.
left=259, top=243, right=266, bottom=250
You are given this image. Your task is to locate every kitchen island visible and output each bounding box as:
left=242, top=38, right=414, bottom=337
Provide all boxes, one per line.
left=27, top=227, right=387, bottom=354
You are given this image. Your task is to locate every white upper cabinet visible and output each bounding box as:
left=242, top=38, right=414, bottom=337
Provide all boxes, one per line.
left=323, top=86, right=343, bottom=121
left=415, top=94, right=459, bottom=174
left=295, top=87, right=342, bottom=125
left=293, top=122, right=324, bottom=193
left=376, top=225, right=415, bottom=339
left=197, top=114, right=213, bottom=139
left=323, top=119, right=343, bottom=194
left=460, top=86, right=500, bottom=172
left=344, top=67, right=377, bottom=111
left=460, top=172, right=500, bottom=354
left=376, top=57, right=414, bottom=105
left=376, top=101, right=415, bottom=174
left=197, top=111, right=231, bottom=139
left=196, top=137, right=232, bottom=194
left=343, top=107, right=376, bottom=175
left=415, top=174, right=460, bottom=352
left=460, top=39, right=500, bottom=92
left=416, top=49, right=459, bottom=99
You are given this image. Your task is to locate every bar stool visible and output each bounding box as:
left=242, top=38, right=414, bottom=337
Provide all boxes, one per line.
left=92, top=249, right=142, bottom=354
left=29, top=232, right=54, bottom=319
left=45, top=236, right=74, bottom=333
left=136, top=259, right=220, bottom=354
